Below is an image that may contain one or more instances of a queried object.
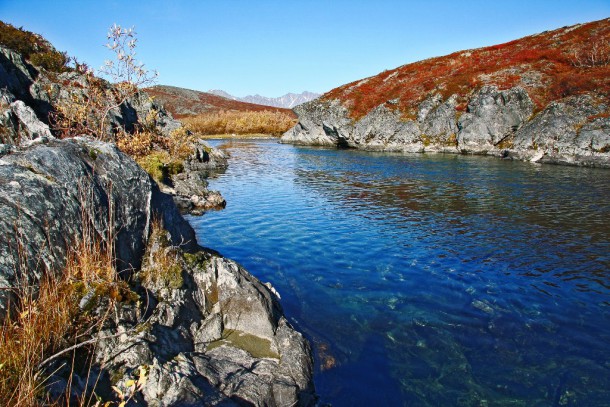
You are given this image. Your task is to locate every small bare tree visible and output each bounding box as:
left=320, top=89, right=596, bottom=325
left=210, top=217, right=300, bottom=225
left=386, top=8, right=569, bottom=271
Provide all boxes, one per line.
left=52, top=24, right=158, bottom=140
left=97, top=24, right=158, bottom=137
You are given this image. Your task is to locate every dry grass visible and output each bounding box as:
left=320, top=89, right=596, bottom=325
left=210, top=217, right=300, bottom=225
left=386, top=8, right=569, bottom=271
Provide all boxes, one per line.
left=182, top=110, right=297, bottom=137
left=0, top=189, right=126, bottom=406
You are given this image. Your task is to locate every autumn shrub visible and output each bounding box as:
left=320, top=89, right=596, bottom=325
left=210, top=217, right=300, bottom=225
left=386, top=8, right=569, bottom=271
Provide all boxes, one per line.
left=51, top=24, right=157, bottom=141
left=0, top=21, right=69, bottom=73
left=182, top=109, right=297, bottom=136
left=116, top=128, right=155, bottom=159
left=323, top=18, right=610, bottom=120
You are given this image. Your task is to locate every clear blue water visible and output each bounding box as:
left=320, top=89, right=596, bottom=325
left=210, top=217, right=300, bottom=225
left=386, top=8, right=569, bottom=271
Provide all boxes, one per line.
left=188, top=139, right=610, bottom=406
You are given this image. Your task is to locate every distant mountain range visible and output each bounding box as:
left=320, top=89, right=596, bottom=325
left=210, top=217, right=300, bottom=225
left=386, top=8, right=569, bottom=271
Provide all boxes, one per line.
left=144, top=85, right=296, bottom=118
left=207, top=90, right=320, bottom=109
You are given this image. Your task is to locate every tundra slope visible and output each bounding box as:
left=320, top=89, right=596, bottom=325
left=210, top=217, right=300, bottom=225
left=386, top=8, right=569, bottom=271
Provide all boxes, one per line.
left=282, top=18, right=610, bottom=167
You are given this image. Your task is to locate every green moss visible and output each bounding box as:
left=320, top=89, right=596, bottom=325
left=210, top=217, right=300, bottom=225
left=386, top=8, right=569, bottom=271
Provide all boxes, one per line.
left=110, top=366, right=127, bottom=386
left=166, top=160, right=184, bottom=176
left=141, top=226, right=185, bottom=290
left=93, top=281, right=139, bottom=304
left=137, top=152, right=166, bottom=183
left=421, top=134, right=431, bottom=147
left=88, top=148, right=100, bottom=160
left=137, top=151, right=185, bottom=184
left=134, top=321, right=153, bottom=334
left=182, top=251, right=212, bottom=269
left=207, top=329, right=279, bottom=359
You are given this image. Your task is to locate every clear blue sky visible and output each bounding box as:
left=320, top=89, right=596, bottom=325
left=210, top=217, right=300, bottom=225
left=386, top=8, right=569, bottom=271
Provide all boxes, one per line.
left=1, top=0, right=609, bottom=97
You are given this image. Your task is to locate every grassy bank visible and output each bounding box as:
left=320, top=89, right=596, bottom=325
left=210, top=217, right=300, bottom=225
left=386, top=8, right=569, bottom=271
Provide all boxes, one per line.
left=181, top=110, right=297, bottom=137
left=191, top=133, right=279, bottom=139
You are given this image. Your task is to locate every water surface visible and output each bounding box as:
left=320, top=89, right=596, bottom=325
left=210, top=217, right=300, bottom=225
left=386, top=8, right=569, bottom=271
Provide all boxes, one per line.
left=189, top=139, right=610, bottom=406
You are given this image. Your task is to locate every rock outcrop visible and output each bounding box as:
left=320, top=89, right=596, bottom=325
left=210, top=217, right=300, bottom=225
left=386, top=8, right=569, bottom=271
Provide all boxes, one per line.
left=0, top=44, right=227, bottom=213
left=0, top=138, right=195, bottom=312
left=282, top=19, right=610, bottom=167
left=282, top=86, right=610, bottom=167
left=0, top=136, right=315, bottom=406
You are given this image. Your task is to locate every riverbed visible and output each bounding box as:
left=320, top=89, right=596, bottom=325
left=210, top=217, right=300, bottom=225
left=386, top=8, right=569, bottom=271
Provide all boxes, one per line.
left=188, top=139, right=610, bottom=406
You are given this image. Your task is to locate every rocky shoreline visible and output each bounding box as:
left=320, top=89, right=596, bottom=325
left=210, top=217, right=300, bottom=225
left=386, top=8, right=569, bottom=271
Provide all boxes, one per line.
left=281, top=85, right=610, bottom=168
left=0, top=40, right=316, bottom=405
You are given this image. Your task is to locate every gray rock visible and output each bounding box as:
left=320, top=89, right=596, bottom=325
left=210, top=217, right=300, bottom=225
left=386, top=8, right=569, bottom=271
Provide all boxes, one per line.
left=281, top=99, right=353, bottom=146
left=513, top=94, right=608, bottom=165
left=457, top=86, right=534, bottom=152
left=419, top=93, right=460, bottom=150
left=183, top=139, right=229, bottom=172
left=10, top=100, right=54, bottom=141
left=0, top=137, right=195, bottom=318
left=283, top=86, right=610, bottom=167
left=0, top=46, right=37, bottom=103
left=85, top=245, right=315, bottom=406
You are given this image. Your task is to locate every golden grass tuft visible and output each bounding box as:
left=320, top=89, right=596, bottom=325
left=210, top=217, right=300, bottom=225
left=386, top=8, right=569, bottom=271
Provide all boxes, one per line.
left=181, top=109, right=297, bottom=137
left=0, top=208, right=122, bottom=405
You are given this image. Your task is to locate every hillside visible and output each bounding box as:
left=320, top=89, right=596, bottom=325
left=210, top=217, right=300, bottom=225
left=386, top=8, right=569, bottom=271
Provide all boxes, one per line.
left=282, top=18, right=610, bottom=167
left=145, top=85, right=296, bottom=118
left=208, top=89, right=320, bottom=109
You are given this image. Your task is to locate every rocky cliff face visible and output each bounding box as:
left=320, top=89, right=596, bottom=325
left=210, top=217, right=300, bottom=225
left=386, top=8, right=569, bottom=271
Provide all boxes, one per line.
left=282, top=19, right=610, bottom=167
left=0, top=30, right=315, bottom=406
left=0, top=44, right=229, bottom=213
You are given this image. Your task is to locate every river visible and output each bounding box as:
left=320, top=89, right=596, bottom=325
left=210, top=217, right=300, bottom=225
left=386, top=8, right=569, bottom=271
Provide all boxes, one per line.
left=188, top=139, right=610, bottom=406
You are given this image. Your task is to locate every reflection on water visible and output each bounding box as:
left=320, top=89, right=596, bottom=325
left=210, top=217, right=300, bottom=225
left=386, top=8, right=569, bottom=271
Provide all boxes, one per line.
left=189, top=139, right=610, bottom=406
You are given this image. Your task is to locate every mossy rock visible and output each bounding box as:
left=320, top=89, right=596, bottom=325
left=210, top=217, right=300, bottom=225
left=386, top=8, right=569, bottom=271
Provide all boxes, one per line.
left=207, top=329, right=279, bottom=359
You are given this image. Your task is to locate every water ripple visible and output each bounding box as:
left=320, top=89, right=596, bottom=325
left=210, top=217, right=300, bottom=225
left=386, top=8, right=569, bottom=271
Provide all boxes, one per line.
left=191, top=140, right=610, bottom=406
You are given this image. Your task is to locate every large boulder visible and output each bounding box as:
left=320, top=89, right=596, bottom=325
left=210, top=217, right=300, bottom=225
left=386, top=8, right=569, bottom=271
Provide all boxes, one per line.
left=282, top=99, right=353, bottom=147
left=0, top=137, right=195, bottom=318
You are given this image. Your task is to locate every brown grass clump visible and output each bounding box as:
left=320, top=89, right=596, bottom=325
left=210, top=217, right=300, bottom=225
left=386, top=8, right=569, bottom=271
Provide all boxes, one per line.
left=0, top=192, right=131, bottom=405
left=182, top=109, right=297, bottom=136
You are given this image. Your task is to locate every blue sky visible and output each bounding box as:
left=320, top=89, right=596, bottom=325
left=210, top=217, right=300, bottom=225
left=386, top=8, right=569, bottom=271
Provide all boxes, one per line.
left=1, top=1, right=609, bottom=97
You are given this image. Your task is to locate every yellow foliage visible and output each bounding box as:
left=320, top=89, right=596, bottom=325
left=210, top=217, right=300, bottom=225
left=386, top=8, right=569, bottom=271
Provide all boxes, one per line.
left=116, top=129, right=154, bottom=159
